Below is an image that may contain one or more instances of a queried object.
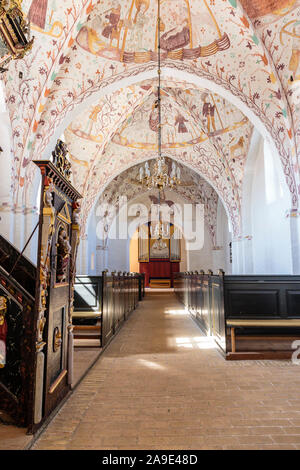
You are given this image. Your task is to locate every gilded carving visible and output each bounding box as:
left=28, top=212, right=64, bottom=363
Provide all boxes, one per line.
left=53, top=326, right=62, bottom=353
left=52, top=140, right=72, bottom=182
left=56, top=226, right=71, bottom=284
left=36, top=178, right=55, bottom=349
left=0, top=0, right=34, bottom=72
left=69, top=201, right=81, bottom=325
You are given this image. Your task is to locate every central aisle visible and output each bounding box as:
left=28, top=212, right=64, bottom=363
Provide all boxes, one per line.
left=32, top=291, right=300, bottom=450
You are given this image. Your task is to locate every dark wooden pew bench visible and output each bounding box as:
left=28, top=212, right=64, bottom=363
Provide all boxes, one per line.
left=174, top=271, right=300, bottom=360
left=226, top=318, right=300, bottom=359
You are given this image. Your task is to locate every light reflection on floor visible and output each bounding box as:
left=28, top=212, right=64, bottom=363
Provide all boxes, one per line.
left=175, top=336, right=216, bottom=350
left=164, top=308, right=188, bottom=315
left=137, top=359, right=166, bottom=370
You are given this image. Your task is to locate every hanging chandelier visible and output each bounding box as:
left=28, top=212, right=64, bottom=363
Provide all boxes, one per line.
left=138, top=0, right=181, bottom=191
left=139, top=158, right=181, bottom=191
left=149, top=190, right=170, bottom=239
left=150, top=218, right=170, bottom=239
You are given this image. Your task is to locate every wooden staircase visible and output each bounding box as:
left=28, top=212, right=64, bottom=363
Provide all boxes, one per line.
left=73, top=311, right=101, bottom=347
left=73, top=321, right=101, bottom=348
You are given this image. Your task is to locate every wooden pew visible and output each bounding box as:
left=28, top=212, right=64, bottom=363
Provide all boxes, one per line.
left=73, top=275, right=103, bottom=347
left=226, top=319, right=300, bottom=359
left=174, top=271, right=300, bottom=360
left=73, top=272, right=144, bottom=349
left=224, top=275, right=300, bottom=359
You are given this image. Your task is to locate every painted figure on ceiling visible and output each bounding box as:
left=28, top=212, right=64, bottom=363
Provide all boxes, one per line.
left=149, top=99, right=159, bottom=132
left=288, top=28, right=300, bottom=82
left=175, top=112, right=188, bottom=134
left=160, top=18, right=190, bottom=52
left=82, top=104, right=102, bottom=138
left=101, top=3, right=122, bottom=47
left=162, top=104, right=176, bottom=143
left=28, top=0, right=48, bottom=30
left=201, top=93, right=216, bottom=134
left=26, top=0, right=63, bottom=38
left=128, top=0, right=150, bottom=51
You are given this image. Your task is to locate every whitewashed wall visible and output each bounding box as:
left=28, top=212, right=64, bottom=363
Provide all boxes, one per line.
left=0, top=82, right=40, bottom=263
left=237, top=131, right=296, bottom=274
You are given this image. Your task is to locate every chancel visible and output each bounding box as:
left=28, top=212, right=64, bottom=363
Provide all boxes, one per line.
left=1, top=0, right=300, bottom=452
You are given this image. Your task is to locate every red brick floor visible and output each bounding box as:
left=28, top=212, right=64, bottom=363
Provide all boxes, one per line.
left=30, top=291, right=300, bottom=450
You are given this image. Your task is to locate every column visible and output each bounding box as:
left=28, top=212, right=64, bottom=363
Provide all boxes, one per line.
left=290, top=210, right=300, bottom=274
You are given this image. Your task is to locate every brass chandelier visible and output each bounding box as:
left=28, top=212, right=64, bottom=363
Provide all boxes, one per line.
left=138, top=0, right=181, bottom=192
left=149, top=190, right=170, bottom=239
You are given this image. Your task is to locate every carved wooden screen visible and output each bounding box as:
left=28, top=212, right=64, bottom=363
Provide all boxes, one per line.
left=32, top=160, right=81, bottom=434
left=0, top=264, right=36, bottom=427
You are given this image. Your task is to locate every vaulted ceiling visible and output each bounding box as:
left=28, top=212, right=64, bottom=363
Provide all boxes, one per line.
left=94, top=157, right=220, bottom=246
left=2, top=0, right=300, bottom=237
left=64, top=81, right=253, bottom=234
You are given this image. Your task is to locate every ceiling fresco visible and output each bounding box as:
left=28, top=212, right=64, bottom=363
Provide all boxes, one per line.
left=1, top=0, right=300, bottom=238
left=94, top=158, right=220, bottom=247
left=64, top=82, right=253, bottom=236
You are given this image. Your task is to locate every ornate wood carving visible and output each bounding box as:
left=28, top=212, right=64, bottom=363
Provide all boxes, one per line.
left=0, top=0, right=34, bottom=72
left=0, top=266, right=36, bottom=427
left=0, top=296, right=7, bottom=368
left=31, top=155, right=82, bottom=434
left=51, top=140, right=72, bottom=183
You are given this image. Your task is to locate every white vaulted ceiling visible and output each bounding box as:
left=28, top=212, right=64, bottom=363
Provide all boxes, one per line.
left=2, top=0, right=300, bottom=236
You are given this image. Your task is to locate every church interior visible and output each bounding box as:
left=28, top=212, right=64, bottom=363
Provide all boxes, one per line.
left=1, top=0, right=300, bottom=451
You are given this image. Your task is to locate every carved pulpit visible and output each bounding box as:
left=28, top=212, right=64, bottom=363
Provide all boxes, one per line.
left=32, top=142, right=81, bottom=432
left=0, top=140, right=81, bottom=432
left=0, top=1, right=34, bottom=72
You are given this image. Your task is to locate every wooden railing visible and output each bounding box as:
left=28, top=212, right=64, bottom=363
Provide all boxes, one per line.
left=0, top=235, right=37, bottom=296
left=174, top=271, right=300, bottom=359
left=73, top=272, right=145, bottom=348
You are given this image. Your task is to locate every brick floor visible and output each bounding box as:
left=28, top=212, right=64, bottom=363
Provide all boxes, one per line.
left=30, top=291, right=300, bottom=450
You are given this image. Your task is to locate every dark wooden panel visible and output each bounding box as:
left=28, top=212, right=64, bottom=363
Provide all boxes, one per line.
left=226, top=290, right=279, bottom=317
left=0, top=266, right=36, bottom=428
left=43, top=284, right=69, bottom=417
left=102, top=274, right=114, bottom=346
left=200, top=278, right=211, bottom=334
left=224, top=276, right=300, bottom=320
left=174, top=272, right=300, bottom=356
left=49, top=307, right=66, bottom=384
left=287, top=290, right=300, bottom=317
left=0, top=294, right=24, bottom=398
left=211, top=275, right=226, bottom=352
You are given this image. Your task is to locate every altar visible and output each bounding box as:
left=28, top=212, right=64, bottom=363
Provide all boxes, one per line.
left=138, top=223, right=181, bottom=288
left=139, top=259, right=180, bottom=287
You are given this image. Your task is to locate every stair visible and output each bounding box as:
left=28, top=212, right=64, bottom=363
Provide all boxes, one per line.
left=73, top=324, right=101, bottom=347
